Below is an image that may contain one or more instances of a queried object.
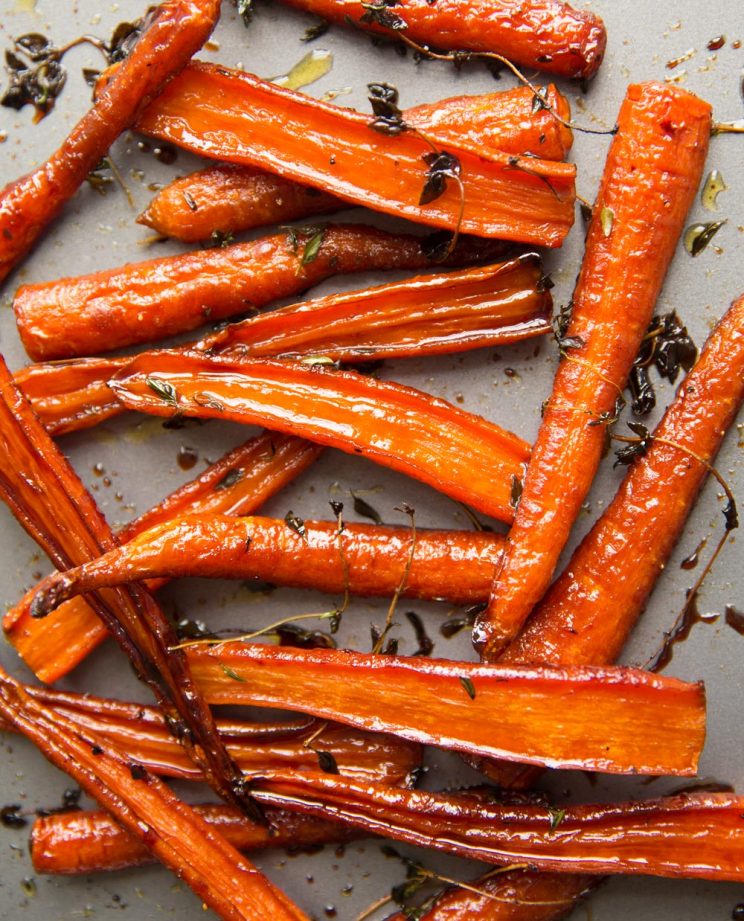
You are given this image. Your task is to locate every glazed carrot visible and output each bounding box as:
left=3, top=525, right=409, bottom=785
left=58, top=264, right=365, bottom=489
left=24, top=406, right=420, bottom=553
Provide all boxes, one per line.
left=175, top=642, right=706, bottom=776
left=14, top=223, right=512, bottom=360
left=16, top=256, right=550, bottom=430
left=108, top=351, right=530, bottom=522
left=251, top=772, right=744, bottom=882
left=267, top=0, right=606, bottom=80
left=475, top=82, right=713, bottom=659
left=32, top=805, right=352, bottom=875
left=0, top=685, right=422, bottom=787
left=4, top=433, right=321, bottom=684
left=0, top=0, right=221, bottom=285
left=0, top=356, right=262, bottom=815
left=30, top=513, right=504, bottom=611
left=0, top=672, right=307, bottom=920
left=140, top=83, right=572, bottom=242
left=129, top=63, right=576, bottom=243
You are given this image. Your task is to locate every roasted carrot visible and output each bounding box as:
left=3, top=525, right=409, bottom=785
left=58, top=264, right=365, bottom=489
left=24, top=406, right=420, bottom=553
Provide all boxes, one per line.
left=0, top=672, right=307, bottom=920
left=129, top=63, right=576, bottom=243
left=0, top=0, right=221, bottom=285
left=250, top=772, right=744, bottom=882
left=108, top=351, right=530, bottom=522
left=14, top=223, right=512, bottom=360
left=30, top=513, right=504, bottom=610
left=272, top=0, right=606, bottom=80
left=140, top=83, right=572, bottom=242
left=0, top=685, right=422, bottom=787
left=475, top=82, right=713, bottom=659
left=0, top=357, right=263, bottom=816
left=31, top=804, right=352, bottom=876
left=172, top=642, right=707, bottom=776
left=4, top=433, right=321, bottom=683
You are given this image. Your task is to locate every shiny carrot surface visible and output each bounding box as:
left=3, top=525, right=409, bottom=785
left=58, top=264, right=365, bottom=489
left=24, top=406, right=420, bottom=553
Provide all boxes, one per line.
left=4, top=433, right=321, bottom=684
left=0, top=0, right=221, bottom=285
left=181, top=642, right=706, bottom=776
left=140, top=83, right=572, bottom=242
left=109, top=351, right=530, bottom=522
left=131, top=63, right=576, bottom=243
left=476, top=82, right=713, bottom=659
left=276, top=0, right=606, bottom=80
left=251, top=772, right=744, bottom=881
left=14, top=223, right=511, bottom=360
left=32, top=805, right=351, bottom=876
left=31, top=513, right=504, bottom=610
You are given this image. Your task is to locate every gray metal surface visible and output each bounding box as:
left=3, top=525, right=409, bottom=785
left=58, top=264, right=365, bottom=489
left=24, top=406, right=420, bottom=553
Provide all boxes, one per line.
left=0, top=0, right=742, bottom=918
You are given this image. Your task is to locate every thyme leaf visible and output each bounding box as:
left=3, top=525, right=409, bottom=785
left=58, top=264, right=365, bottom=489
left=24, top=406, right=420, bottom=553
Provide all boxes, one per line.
left=300, top=227, right=326, bottom=266
left=419, top=150, right=462, bottom=206
left=145, top=377, right=179, bottom=407
left=360, top=0, right=408, bottom=31
left=285, top=510, right=308, bottom=541
left=214, top=468, right=244, bottom=491
left=313, top=750, right=340, bottom=774
left=221, top=664, right=246, bottom=682
left=368, top=81, right=408, bottom=135
left=459, top=676, right=476, bottom=699
left=302, top=20, right=330, bottom=41
left=351, top=490, right=383, bottom=524
left=548, top=806, right=566, bottom=831
left=405, top=610, right=433, bottom=656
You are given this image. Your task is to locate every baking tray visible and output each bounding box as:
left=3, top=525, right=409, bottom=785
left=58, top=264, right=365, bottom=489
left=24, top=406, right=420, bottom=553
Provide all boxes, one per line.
left=0, top=0, right=742, bottom=917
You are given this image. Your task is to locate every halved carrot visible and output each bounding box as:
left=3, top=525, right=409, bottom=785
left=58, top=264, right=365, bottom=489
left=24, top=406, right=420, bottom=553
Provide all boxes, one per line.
left=274, top=0, right=606, bottom=80
left=130, top=62, right=576, bottom=243
left=14, top=224, right=511, bottom=360
left=140, top=83, right=572, bottom=242
left=475, top=82, right=713, bottom=659
left=4, top=433, right=321, bottom=684
left=108, top=351, right=530, bottom=522
left=0, top=0, right=221, bottom=285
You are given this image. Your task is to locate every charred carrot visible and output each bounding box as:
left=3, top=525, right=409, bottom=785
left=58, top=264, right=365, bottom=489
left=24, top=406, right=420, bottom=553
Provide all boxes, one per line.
left=0, top=672, right=307, bottom=920
left=4, top=433, right=321, bottom=684
left=14, top=223, right=512, bottom=360
left=0, top=685, right=422, bottom=787
left=169, top=642, right=707, bottom=776
left=0, top=0, right=221, bottom=285
left=140, top=84, right=572, bottom=242
left=17, top=256, right=550, bottom=430
left=30, top=513, right=504, bottom=610
left=108, top=351, right=530, bottom=522
left=475, top=82, right=713, bottom=659
left=31, top=804, right=352, bottom=876
left=129, top=63, right=576, bottom=244
left=275, top=0, right=606, bottom=80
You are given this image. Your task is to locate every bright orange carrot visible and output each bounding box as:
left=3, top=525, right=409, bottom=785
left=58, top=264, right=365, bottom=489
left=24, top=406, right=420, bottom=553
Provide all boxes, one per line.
left=276, top=0, right=606, bottom=80
left=4, top=433, right=321, bottom=684
left=130, top=63, right=576, bottom=243
left=0, top=0, right=221, bottom=285
left=475, top=82, right=713, bottom=659
left=108, top=351, right=530, bottom=522
left=14, top=223, right=511, bottom=360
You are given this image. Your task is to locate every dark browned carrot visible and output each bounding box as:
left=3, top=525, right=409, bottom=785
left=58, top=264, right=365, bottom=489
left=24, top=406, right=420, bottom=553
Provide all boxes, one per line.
left=108, top=351, right=530, bottom=522
left=269, top=0, right=606, bottom=80
left=4, top=433, right=321, bottom=683
left=0, top=0, right=221, bottom=285
left=14, top=224, right=512, bottom=360
left=139, top=84, right=572, bottom=242
left=475, top=82, right=713, bottom=660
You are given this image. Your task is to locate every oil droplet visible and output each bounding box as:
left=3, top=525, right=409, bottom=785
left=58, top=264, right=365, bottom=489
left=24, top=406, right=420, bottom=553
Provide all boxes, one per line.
left=666, top=48, right=696, bottom=69
left=177, top=445, right=198, bottom=470
left=92, top=463, right=105, bottom=477
left=15, top=0, right=37, bottom=9
left=20, top=877, right=36, bottom=896
left=725, top=606, right=744, bottom=636
left=707, top=35, right=726, bottom=51
left=154, top=143, right=178, bottom=165
left=324, top=906, right=337, bottom=918
left=683, top=220, right=726, bottom=256
left=272, top=50, right=333, bottom=91
left=732, top=903, right=744, bottom=920
left=680, top=536, right=708, bottom=569
left=701, top=169, right=727, bottom=211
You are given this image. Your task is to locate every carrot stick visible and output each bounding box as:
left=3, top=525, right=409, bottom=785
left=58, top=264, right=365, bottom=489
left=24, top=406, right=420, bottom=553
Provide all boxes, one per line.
left=0, top=685, right=422, bottom=787
left=139, top=83, right=572, bottom=242
left=0, top=0, right=221, bottom=285
left=129, top=62, right=576, bottom=243
left=31, top=804, right=352, bottom=876
left=30, top=513, right=504, bottom=611
left=0, top=672, right=308, bottom=920
left=260, top=0, right=606, bottom=80
left=474, top=82, right=713, bottom=659
left=0, top=357, right=262, bottom=816
left=174, top=642, right=706, bottom=776
left=250, top=772, right=744, bottom=882
left=108, top=351, right=530, bottom=522
left=17, top=255, right=551, bottom=433
left=4, top=432, right=321, bottom=684
left=14, top=223, right=512, bottom=360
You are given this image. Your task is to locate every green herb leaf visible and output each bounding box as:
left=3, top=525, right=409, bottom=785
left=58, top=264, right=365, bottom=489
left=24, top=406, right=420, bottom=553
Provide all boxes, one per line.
left=210, top=229, right=234, bottom=248
left=548, top=806, right=566, bottom=831
left=351, top=491, right=383, bottom=524
left=360, top=0, right=407, bottom=31
left=236, top=0, right=253, bottom=24
left=221, top=664, right=246, bottom=682
left=683, top=220, right=726, bottom=257
left=145, top=377, right=179, bottom=407
left=285, top=510, right=307, bottom=540
left=368, top=81, right=408, bottom=135
left=599, top=205, right=614, bottom=237
left=510, top=474, right=523, bottom=509
left=300, top=227, right=326, bottom=266
left=459, top=676, right=476, bottom=699
left=313, top=750, right=340, bottom=774
left=419, top=150, right=461, bottom=206
left=302, top=20, right=330, bottom=41
left=214, top=468, right=244, bottom=491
